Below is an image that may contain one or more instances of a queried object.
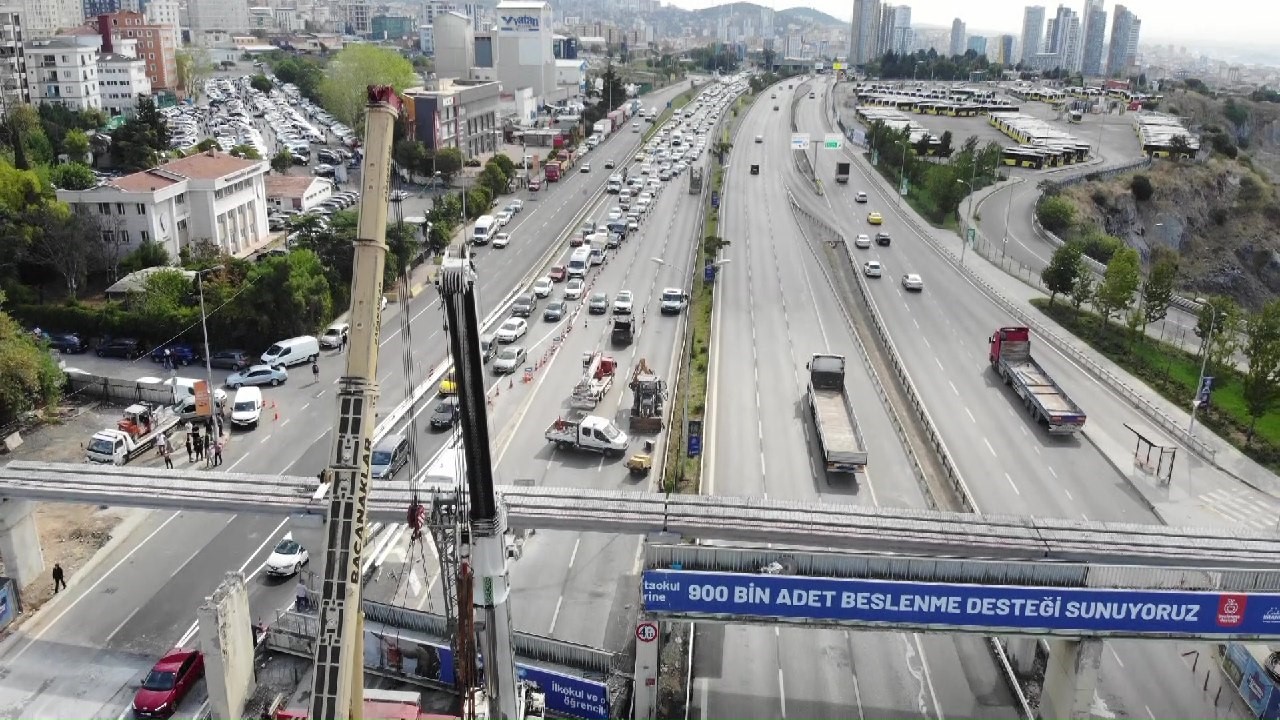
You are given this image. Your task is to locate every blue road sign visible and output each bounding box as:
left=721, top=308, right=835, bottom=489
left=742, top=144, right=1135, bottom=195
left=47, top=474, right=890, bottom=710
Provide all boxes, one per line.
left=687, top=420, right=702, bottom=457
left=640, top=569, right=1280, bottom=639
left=704, top=264, right=716, bottom=282
left=711, top=191, right=720, bottom=208
left=1199, top=376, right=1215, bottom=404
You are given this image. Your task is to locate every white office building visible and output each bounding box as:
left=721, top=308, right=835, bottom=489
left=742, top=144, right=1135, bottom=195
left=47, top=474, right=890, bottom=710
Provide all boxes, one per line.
left=57, top=150, right=270, bottom=260
left=27, top=35, right=100, bottom=110
left=188, top=0, right=251, bottom=34
left=18, top=0, right=78, bottom=39
left=493, top=0, right=554, bottom=102
left=97, top=49, right=149, bottom=117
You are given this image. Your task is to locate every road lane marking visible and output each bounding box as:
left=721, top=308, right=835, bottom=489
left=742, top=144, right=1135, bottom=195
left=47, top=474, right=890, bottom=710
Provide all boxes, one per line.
left=1048, top=466, right=1058, bottom=479
left=934, top=357, right=944, bottom=371
left=1144, top=705, right=1155, bottom=720
left=964, top=407, right=975, bottom=423
left=777, top=667, right=787, bottom=719
left=549, top=595, right=564, bottom=634
left=948, top=381, right=958, bottom=396
left=983, top=437, right=997, bottom=457
left=1109, top=645, right=1125, bottom=668
left=1004, top=472, right=1021, bottom=496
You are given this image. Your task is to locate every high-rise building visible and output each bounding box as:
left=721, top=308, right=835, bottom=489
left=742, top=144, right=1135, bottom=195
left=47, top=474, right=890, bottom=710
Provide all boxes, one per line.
left=966, top=35, right=987, bottom=57
left=995, top=34, right=1014, bottom=64
left=1105, top=4, right=1140, bottom=76
left=876, top=4, right=911, bottom=56
left=0, top=6, right=28, bottom=116
left=1046, top=5, right=1081, bottom=71
left=1080, top=0, right=1106, bottom=76
left=949, top=18, right=965, bottom=57
left=97, top=10, right=175, bottom=91
left=849, top=0, right=880, bottom=66
left=20, top=0, right=78, bottom=38
left=188, top=0, right=251, bottom=34
left=1020, top=5, right=1044, bottom=64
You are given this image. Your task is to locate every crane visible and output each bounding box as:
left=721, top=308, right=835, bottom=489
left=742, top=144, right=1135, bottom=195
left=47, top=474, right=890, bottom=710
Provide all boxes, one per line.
left=308, top=85, right=399, bottom=720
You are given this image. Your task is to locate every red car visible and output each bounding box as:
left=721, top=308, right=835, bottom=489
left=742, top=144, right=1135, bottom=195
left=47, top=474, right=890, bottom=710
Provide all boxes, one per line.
left=549, top=265, right=567, bottom=282
left=133, top=648, right=204, bottom=718
left=528, top=177, right=542, bottom=191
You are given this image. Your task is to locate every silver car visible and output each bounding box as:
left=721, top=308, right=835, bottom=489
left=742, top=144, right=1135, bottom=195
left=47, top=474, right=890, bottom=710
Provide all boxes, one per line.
left=493, top=346, right=527, bottom=375
left=227, top=364, right=288, bottom=388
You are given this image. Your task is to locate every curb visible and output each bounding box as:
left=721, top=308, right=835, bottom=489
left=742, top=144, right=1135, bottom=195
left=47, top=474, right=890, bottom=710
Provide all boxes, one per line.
left=1079, top=429, right=1167, bottom=522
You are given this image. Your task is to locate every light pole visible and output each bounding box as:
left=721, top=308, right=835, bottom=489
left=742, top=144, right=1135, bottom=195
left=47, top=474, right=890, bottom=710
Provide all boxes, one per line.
left=955, top=178, right=973, bottom=264
left=1189, top=297, right=1217, bottom=436
left=897, top=138, right=910, bottom=206
left=195, top=267, right=218, bottom=416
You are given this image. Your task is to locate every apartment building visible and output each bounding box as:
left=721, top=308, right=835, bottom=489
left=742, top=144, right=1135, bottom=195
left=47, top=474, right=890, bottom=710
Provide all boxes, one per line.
left=97, top=11, right=175, bottom=91
left=97, top=48, right=148, bottom=116
left=0, top=6, right=29, bottom=115
left=26, top=35, right=100, bottom=110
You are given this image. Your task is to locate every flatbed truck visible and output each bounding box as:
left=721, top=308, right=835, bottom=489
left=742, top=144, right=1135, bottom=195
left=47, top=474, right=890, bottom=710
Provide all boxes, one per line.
left=806, top=353, right=868, bottom=472
left=988, top=326, right=1087, bottom=434
left=85, top=403, right=180, bottom=465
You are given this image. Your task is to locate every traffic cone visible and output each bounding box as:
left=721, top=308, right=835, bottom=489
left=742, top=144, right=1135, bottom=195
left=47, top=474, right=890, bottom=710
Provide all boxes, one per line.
left=274, top=408, right=279, bottom=421
left=509, top=378, right=514, bottom=390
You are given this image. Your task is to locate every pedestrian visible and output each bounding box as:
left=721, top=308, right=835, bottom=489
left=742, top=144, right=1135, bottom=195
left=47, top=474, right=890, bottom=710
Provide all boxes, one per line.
left=213, top=438, right=223, bottom=467
left=215, top=413, right=223, bottom=438
left=295, top=578, right=310, bottom=612
left=205, top=437, right=213, bottom=467
left=193, top=433, right=204, bottom=462
left=312, top=359, right=320, bottom=384
left=52, top=563, right=66, bottom=593
left=339, top=332, right=347, bottom=352
left=184, top=433, right=193, bottom=462
left=156, top=430, right=168, bottom=458
left=163, top=446, right=174, bottom=469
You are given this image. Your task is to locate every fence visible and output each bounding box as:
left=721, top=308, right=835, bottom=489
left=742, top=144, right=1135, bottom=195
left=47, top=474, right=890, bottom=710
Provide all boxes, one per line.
left=64, top=372, right=185, bottom=407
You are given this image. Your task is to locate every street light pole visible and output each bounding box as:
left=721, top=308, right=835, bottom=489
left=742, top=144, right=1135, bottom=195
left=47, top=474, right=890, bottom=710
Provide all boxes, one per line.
left=1189, top=297, right=1217, bottom=436
left=196, top=270, right=216, bottom=414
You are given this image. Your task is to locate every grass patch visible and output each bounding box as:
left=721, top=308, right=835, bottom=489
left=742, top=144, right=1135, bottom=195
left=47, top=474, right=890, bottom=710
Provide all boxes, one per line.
left=661, top=89, right=757, bottom=494
left=1031, top=298, right=1280, bottom=472
left=861, top=153, right=998, bottom=228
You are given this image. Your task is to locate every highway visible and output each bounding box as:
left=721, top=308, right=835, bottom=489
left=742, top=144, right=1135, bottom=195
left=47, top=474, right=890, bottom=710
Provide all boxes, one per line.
left=0, top=81, right=694, bottom=719
left=803, top=76, right=1223, bottom=719
left=690, top=80, right=1018, bottom=719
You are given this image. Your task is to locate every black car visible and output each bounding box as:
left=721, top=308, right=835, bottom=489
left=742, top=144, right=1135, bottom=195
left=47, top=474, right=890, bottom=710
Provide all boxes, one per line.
left=40, top=331, right=85, bottom=354
left=750, top=164, right=760, bottom=175
left=511, top=293, right=536, bottom=318
left=317, top=149, right=343, bottom=164
left=209, top=349, right=251, bottom=371
left=875, top=232, right=891, bottom=246
left=543, top=300, right=566, bottom=322
left=151, top=343, right=200, bottom=365
left=96, top=337, right=142, bottom=359
left=429, top=396, right=461, bottom=429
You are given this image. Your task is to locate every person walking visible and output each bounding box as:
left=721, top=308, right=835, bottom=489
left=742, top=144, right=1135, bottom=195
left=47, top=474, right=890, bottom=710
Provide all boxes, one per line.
left=212, top=438, right=223, bottom=467
left=295, top=578, right=310, bottom=612
left=193, top=433, right=204, bottom=463
left=52, top=563, right=66, bottom=593
left=156, top=430, right=168, bottom=458
left=184, top=433, right=193, bottom=462
left=311, top=359, right=320, bottom=385
left=163, top=446, right=174, bottom=469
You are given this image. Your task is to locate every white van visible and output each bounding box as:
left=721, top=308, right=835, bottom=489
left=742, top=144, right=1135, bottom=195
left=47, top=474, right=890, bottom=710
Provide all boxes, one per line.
left=589, top=234, right=608, bottom=265
left=261, top=336, right=320, bottom=367
left=473, top=215, right=498, bottom=245
left=230, top=386, right=264, bottom=428
left=567, top=246, right=592, bottom=278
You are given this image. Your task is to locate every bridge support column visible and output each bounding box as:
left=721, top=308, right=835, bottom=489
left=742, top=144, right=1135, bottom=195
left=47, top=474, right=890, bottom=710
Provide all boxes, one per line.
left=632, top=619, right=661, bottom=720
left=1004, top=636, right=1039, bottom=676
left=0, top=499, right=43, bottom=587
left=1039, top=638, right=1102, bottom=720
left=198, top=572, right=257, bottom=720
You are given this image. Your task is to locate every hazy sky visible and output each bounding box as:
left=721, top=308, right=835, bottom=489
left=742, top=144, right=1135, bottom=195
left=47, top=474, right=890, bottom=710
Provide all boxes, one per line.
left=662, top=0, right=1275, bottom=44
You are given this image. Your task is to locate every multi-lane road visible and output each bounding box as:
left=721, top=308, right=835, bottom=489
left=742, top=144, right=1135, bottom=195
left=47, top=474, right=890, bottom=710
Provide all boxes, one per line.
left=0, top=81, right=696, bottom=719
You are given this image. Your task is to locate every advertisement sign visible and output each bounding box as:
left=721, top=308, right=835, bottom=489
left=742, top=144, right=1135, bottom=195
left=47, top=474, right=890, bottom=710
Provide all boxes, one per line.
left=515, top=664, right=609, bottom=720
left=1224, top=643, right=1280, bottom=719
left=641, top=570, right=1280, bottom=639
left=498, top=13, right=541, bottom=32
left=1198, top=376, right=1215, bottom=405
left=0, top=578, right=17, bottom=631
left=790, top=133, right=810, bottom=151
left=193, top=379, right=212, bottom=418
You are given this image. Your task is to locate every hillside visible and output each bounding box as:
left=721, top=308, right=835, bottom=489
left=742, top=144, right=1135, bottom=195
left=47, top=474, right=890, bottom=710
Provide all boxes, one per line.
left=1059, top=157, right=1280, bottom=310
left=690, top=2, right=845, bottom=29
left=1164, top=89, right=1280, bottom=180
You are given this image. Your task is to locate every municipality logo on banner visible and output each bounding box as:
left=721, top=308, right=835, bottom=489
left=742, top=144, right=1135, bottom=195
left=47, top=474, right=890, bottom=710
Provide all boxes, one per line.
left=1218, top=594, right=1246, bottom=627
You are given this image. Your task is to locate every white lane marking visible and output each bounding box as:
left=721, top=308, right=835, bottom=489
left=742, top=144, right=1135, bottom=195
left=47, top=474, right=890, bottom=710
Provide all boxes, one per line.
left=964, top=407, right=976, bottom=423
left=1144, top=705, right=1155, bottom=720
left=1109, top=645, right=1126, bottom=668
left=948, top=381, right=959, bottom=396
left=567, top=537, right=581, bottom=569
left=1048, top=466, right=1058, bottom=479
left=6, top=512, right=181, bottom=664
left=1064, top=488, right=1073, bottom=501
left=983, top=437, right=997, bottom=457
left=1004, top=472, right=1021, bottom=496
left=177, top=515, right=291, bottom=647
left=548, top=596, right=564, bottom=635
left=934, top=357, right=944, bottom=371
left=777, top=667, right=787, bottom=720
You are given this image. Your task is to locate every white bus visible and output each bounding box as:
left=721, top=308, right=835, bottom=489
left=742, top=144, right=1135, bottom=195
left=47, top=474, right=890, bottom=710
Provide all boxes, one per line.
left=472, top=215, right=498, bottom=245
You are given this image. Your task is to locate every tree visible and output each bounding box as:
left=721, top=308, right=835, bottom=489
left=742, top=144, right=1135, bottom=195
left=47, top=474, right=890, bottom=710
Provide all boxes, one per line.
left=232, top=251, right=333, bottom=343
left=589, top=62, right=628, bottom=113
left=63, top=129, right=90, bottom=164
left=1208, top=304, right=1243, bottom=378
left=175, top=47, right=213, bottom=100
left=1037, top=195, right=1076, bottom=234
left=1041, top=243, right=1082, bottom=306
left=1195, top=296, right=1236, bottom=357
left=1130, top=174, right=1154, bottom=201
left=1169, top=134, right=1193, bottom=158
left=432, top=147, right=464, bottom=183
left=1241, top=301, right=1280, bottom=444
left=465, top=186, right=491, bottom=219
left=195, top=137, right=219, bottom=152
left=385, top=221, right=421, bottom=286
left=477, top=163, right=508, bottom=199
left=1141, top=248, right=1179, bottom=333
left=319, top=46, right=417, bottom=128
left=393, top=139, right=429, bottom=176
left=1093, top=247, right=1141, bottom=326
left=271, top=149, right=293, bottom=174
left=0, top=291, right=65, bottom=424
left=489, top=153, right=515, bottom=177
left=24, top=204, right=98, bottom=297
left=1069, top=264, right=1094, bottom=311
left=110, top=97, right=170, bottom=170
left=938, top=130, right=954, bottom=157
left=120, top=238, right=170, bottom=275
left=250, top=74, right=273, bottom=93
left=229, top=144, right=261, bottom=160
left=271, top=57, right=325, bottom=101
left=47, top=162, right=96, bottom=190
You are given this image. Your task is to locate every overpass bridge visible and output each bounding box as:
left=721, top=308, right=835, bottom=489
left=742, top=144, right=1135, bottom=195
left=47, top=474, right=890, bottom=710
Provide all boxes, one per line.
left=5, top=460, right=1280, bottom=720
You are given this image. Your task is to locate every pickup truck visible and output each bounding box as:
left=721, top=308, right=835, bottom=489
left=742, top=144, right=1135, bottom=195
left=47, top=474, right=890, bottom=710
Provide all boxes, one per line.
left=545, top=415, right=629, bottom=456
left=85, top=403, right=180, bottom=465
left=989, top=326, right=1087, bottom=434
left=611, top=317, right=634, bottom=347
left=806, top=353, right=869, bottom=472
left=835, top=161, right=850, bottom=184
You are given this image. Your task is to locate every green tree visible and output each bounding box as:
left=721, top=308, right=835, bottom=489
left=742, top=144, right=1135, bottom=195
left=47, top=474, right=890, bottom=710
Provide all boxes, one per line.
left=1037, top=195, right=1076, bottom=234
left=1069, top=263, right=1095, bottom=311
left=1041, top=243, right=1082, bottom=306
left=1208, top=304, right=1243, bottom=378
left=319, top=46, right=417, bottom=128
left=271, top=149, right=293, bottom=174
left=121, top=239, right=171, bottom=275
left=1195, top=296, right=1236, bottom=357
left=1093, top=247, right=1141, bottom=326
left=175, top=47, right=213, bottom=100
left=432, top=147, right=464, bottom=182
left=63, top=129, right=90, bottom=164
left=229, top=144, right=261, bottom=160
left=110, top=97, right=170, bottom=170
left=250, top=74, right=273, bottom=93
left=1241, top=301, right=1280, bottom=444
left=195, top=137, right=219, bottom=152
left=234, top=250, right=333, bottom=342
left=0, top=291, right=65, bottom=423
left=489, top=153, right=515, bottom=177
left=477, top=162, right=508, bottom=198
left=47, top=162, right=96, bottom=190
left=271, top=57, right=325, bottom=101
left=588, top=61, right=628, bottom=112
left=384, top=221, right=421, bottom=286
left=1141, top=248, right=1179, bottom=333
left=23, top=203, right=97, bottom=297
left=465, top=186, right=492, bottom=219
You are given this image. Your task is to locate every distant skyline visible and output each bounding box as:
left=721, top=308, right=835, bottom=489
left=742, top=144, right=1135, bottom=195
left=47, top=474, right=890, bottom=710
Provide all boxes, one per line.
left=661, top=0, right=1276, bottom=45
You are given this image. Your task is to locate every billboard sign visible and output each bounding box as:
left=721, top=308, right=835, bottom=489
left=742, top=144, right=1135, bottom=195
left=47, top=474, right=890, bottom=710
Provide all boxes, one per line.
left=641, top=570, right=1280, bottom=639
left=790, top=133, right=810, bottom=150
left=498, top=13, right=541, bottom=32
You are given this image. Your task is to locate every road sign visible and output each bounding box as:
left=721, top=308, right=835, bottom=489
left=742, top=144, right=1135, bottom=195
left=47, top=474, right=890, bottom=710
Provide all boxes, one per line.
left=636, top=622, right=658, bottom=643
left=483, top=577, right=494, bottom=605
left=899, top=178, right=909, bottom=196
left=687, top=419, right=703, bottom=458
left=704, top=264, right=716, bottom=282
left=823, top=133, right=843, bottom=150
left=790, top=133, right=811, bottom=151
left=1198, top=376, right=1215, bottom=405
left=711, top=191, right=720, bottom=208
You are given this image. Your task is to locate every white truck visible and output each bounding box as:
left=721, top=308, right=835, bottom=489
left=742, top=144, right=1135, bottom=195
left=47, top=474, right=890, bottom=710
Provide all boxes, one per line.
left=85, top=403, right=181, bottom=465
left=806, top=353, right=869, bottom=472
left=545, top=414, right=629, bottom=456
left=571, top=352, right=618, bottom=409
left=593, top=120, right=610, bottom=139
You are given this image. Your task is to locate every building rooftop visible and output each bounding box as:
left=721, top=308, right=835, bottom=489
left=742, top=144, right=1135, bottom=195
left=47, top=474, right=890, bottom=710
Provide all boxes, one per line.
left=27, top=36, right=91, bottom=49
left=161, top=149, right=264, bottom=180
left=109, top=169, right=183, bottom=192
left=266, top=174, right=323, bottom=198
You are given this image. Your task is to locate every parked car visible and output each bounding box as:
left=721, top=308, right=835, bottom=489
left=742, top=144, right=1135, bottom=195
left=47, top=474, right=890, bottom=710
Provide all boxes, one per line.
left=319, top=322, right=349, bottom=349
left=97, top=337, right=142, bottom=359
left=493, top=232, right=512, bottom=248
left=208, top=349, right=251, bottom=371
left=39, top=331, right=85, bottom=354
left=226, top=364, right=288, bottom=388
left=132, top=648, right=204, bottom=718
left=587, top=292, right=609, bottom=314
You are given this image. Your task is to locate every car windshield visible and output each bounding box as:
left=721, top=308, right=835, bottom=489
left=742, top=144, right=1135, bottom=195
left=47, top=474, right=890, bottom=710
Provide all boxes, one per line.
left=323, top=329, right=340, bottom=337
left=265, top=344, right=282, bottom=355
left=498, top=349, right=520, bottom=360
left=503, top=321, right=519, bottom=331
left=663, top=291, right=680, bottom=302
left=233, top=401, right=256, bottom=412
left=599, top=423, right=621, bottom=441
left=434, top=401, right=452, bottom=413
left=371, top=450, right=393, bottom=465
left=274, top=539, right=300, bottom=555
left=141, top=670, right=177, bottom=691
left=87, top=437, right=114, bottom=454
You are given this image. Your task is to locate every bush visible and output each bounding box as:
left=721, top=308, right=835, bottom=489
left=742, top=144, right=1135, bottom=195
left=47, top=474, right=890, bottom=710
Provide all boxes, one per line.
left=1037, top=196, right=1076, bottom=234
left=1129, top=174, right=1154, bottom=201
left=1091, top=190, right=1110, bottom=207
left=1209, top=133, right=1238, bottom=159
left=1211, top=207, right=1230, bottom=225
left=1072, top=230, right=1125, bottom=264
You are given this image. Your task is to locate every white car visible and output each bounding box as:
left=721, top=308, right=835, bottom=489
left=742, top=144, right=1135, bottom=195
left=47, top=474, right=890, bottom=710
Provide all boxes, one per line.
left=854, top=234, right=871, bottom=249
left=864, top=261, right=883, bottom=278
left=564, top=277, right=585, bottom=300
left=496, top=318, right=528, bottom=343
left=581, top=162, right=592, bottom=173
left=607, top=207, right=623, bottom=221
left=264, top=533, right=309, bottom=576
left=507, top=199, right=524, bottom=213
left=532, top=276, right=553, bottom=298
left=497, top=211, right=513, bottom=226
left=492, top=345, right=527, bottom=375
left=493, top=232, right=511, bottom=248
left=755, top=134, right=763, bottom=143
left=613, top=290, right=634, bottom=314
left=902, top=273, right=925, bottom=291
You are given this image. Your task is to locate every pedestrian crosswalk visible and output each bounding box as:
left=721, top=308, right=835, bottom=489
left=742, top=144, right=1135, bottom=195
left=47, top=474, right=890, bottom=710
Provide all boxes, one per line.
left=1199, top=486, right=1280, bottom=531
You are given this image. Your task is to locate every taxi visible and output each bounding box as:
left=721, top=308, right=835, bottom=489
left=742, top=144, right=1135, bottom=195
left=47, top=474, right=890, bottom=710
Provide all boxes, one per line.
left=867, top=212, right=884, bottom=225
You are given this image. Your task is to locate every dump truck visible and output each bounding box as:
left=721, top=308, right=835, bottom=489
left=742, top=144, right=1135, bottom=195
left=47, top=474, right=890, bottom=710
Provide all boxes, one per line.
left=835, top=161, right=851, bottom=184
left=570, top=351, right=618, bottom=409
left=85, top=403, right=180, bottom=465
left=545, top=414, right=629, bottom=456
left=988, top=326, right=1087, bottom=434
left=544, top=161, right=562, bottom=182
left=689, top=167, right=703, bottom=194
left=628, top=359, right=667, bottom=433
left=611, top=317, right=634, bottom=347
left=806, top=353, right=868, bottom=472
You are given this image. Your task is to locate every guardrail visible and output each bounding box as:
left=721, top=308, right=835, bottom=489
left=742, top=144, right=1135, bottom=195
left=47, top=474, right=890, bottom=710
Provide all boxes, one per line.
left=789, top=80, right=818, bottom=188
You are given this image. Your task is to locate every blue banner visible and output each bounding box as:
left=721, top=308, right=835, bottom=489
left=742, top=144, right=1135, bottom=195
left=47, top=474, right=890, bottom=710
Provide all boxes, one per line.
left=429, top=643, right=610, bottom=720
left=641, top=570, right=1280, bottom=639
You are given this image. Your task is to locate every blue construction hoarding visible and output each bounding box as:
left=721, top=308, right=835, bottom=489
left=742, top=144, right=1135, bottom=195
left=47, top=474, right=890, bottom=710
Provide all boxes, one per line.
left=1223, top=643, right=1280, bottom=720
left=641, top=569, right=1280, bottom=639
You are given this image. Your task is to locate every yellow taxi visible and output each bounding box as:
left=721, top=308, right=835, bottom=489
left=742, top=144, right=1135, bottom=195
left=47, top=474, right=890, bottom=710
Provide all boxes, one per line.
left=867, top=212, right=884, bottom=225
left=439, top=368, right=457, bottom=395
